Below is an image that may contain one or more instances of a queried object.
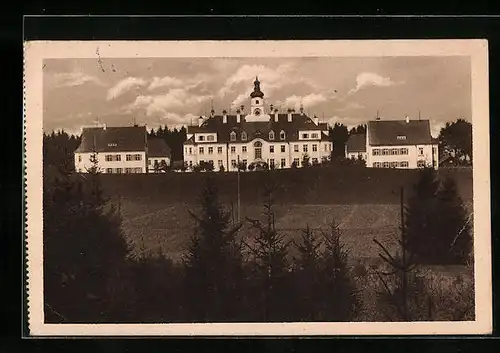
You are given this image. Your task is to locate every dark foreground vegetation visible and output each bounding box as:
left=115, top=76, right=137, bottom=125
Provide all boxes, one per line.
left=43, top=149, right=474, bottom=323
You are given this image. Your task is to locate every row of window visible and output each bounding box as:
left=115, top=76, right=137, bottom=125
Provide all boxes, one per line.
left=77, top=154, right=143, bottom=162
left=147, top=158, right=167, bottom=166
left=373, top=161, right=410, bottom=168
left=372, top=148, right=409, bottom=156
left=191, top=143, right=331, bottom=155
left=103, top=167, right=143, bottom=174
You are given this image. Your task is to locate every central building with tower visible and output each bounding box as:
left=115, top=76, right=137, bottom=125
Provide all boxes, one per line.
left=183, top=78, right=333, bottom=171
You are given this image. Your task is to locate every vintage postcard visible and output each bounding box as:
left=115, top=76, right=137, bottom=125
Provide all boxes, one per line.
left=24, top=40, right=491, bottom=336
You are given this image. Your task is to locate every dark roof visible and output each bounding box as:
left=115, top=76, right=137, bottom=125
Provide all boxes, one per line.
left=148, top=138, right=171, bottom=158
left=367, top=120, right=433, bottom=146
left=346, top=134, right=366, bottom=152
left=187, top=114, right=329, bottom=143
left=75, top=126, right=146, bottom=153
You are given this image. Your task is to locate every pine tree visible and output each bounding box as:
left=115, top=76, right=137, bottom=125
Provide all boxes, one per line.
left=244, top=180, right=291, bottom=321
left=436, top=176, right=473, bottom=264
left=404, top=167, right=442, bottom=264
left=44, top=152, right=130, bottom=322
left=183, top=177, right=245, bottom=322
left=318, top=220, right=361, bottom=321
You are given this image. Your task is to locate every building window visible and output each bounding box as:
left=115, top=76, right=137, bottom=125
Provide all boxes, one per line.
left=133, top=154, right=141, bottom=161
left=231, top=159, right=237, bottom=168
left=373, top=162, right=381, bottom=168
left=383, top=162, right=390, bottom=168
left=106, top=168, right=113, bottom=173
left=397, top=135, right=407, bottom=141
left=401, top=161, right=409, bottom=168
left=189, top=161, right=193, bottom=168
left=198, top=135, right=205, bottom=141
left=400, top=148, right=409, bottom=155
left=280, top=158, right=286, bottom=168
left=293, top=158, right=300, bottom=166
left=294, top=144, right=299, bottom=152
left=303, top=145, right=308, bottom=153
left=135, top=168, right=142, bottom=173
left=270, top=145, right=274, bottom=153
left=324, top=144, right=328, bottom=152
left=189, top=147, right=192, bottom=155
left=390, top=148, right=398, bottom=155
left=280, top=130, right=286, bottom=140
left=115, top=155, right=121, bottom=161
left=154, top=159, right=158, bottom=165
left=231, top=146, right=236, bottom=154
left=77, top=155, right=82, bottom=162
left=241, top=132, right=247, bottom=141
left=230, top=131, right=236, bottom=141
left=302, top=133, right=309, bottom=139
left=312, top=144, right=318, bottom=152
left=125, top=168, right=132, bottom=173
left=382, top=148, right=390, bottom=155
left=218, top=160, right=223, bottom=167
left=207, top=135, right=214, bottom=141
left=419, top=147, right=424, bottom=155
left=242, top=146, right=247, bottom=153
left=269, top=130, right=275, bottom=140
left=311, top=133, right=319, bottom=139
left=126, top=154, right=132, bottom=161
left=256, top=100, right=259, bottom=104
left=208, top=147, right=214, bottom=154
left=390, top=162, right=398, bottom=168
left=372, top=149, right=380, bottom=156
left=242, top=159, right=247, bottom=166
left=148, top=159, right=152, bottom=165
left=281, top=145, right=286, bottom=153
left=269, top=159, right=275, bottom=168
left=417, top=160, right=426, bottom=168
left=105, top=155, right=113, bottom=161
left=116, top=168, right=122, bottom=174
left=199, top=147, right=204, bottom=154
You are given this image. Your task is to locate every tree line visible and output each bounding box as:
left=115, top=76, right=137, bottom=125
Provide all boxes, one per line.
left=43, top=149, right=474, bottom=323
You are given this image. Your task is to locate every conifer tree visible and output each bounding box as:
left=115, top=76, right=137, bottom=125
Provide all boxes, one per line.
left=183, top=177, right=244, bottom=322
left=245, top=180, right=291, bottom=321
left=318, top=220, right=361, bottom=321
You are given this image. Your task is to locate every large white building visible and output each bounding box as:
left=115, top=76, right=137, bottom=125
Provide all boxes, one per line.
left=74, top=124, right=171, bottom=173
left=183, top=78, right=333, bottom=171
left=345, top=117, right=439, bottom=169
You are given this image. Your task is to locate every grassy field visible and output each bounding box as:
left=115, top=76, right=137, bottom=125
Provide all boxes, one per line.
left=107, top=166, right=473, bottom=262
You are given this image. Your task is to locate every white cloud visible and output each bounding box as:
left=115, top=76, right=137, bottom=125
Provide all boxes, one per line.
left=129, top=88, right=210, bottom=117
left=148, top=76, right=185, bottom=90
left=107, top=77, right=148, bottom=100
left=283, top=93, right=328, bottom=110
left=53, top=71, right=104, bottom=88
left=430, top=120, right=446, bottom=138
left=327, top=116, right=365, bottom=129
left=349, top=72, right=401, bottom=94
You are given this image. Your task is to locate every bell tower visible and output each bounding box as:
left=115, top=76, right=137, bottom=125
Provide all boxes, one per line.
left=250, top=76, right=265, bottom=116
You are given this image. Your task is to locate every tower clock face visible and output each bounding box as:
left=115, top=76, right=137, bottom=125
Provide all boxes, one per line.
left=254, top=108, right=261, bottom=116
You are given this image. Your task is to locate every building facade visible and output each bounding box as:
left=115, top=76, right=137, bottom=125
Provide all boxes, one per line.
left=74, top=125, right=171, bottom=173
left=183, top=78, right=333, bottom=171
left=345, top=117, right=439, bottom=169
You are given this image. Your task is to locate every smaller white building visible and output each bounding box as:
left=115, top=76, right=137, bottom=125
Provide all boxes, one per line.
left=345, top=117, right=439, bottom=169
left=74, top=124, right=172, bottom=174
left=147, top=138, right=172, bottom=173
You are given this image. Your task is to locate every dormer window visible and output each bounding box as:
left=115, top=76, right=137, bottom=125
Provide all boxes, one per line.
left=230, top=131, right=236, bottom=141
left=269, top=130, right=275, bottom=140
left=397, top=135, right=407, bottom=140
left=280, top=130, right=286, bottom=140
left=241, top=131, right=247, bottom=141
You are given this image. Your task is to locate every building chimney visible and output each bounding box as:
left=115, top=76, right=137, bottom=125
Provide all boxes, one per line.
left=240, top=105, right=244, bottom=114
left=287, top=108, right=293, bottom=122
left=299, top=104, right=304, bottom=116
left=210, top=108, right=215, bottom=118
left=270, top=104, right=274, bottom=112
left=236, top=109, right=241, bottom=123
left=405, top=115, right=410, bottom=123
left=313, top=116, right=319, bottom=125
left=274, top=109, right=279, bottom=122
left=222, top=109, right=228, bottom=124
left=198, top=116, right=204, bottom=127
left=103, top=123, right=107, bottom=130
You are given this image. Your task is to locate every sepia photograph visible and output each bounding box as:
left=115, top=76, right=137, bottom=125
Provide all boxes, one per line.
left=24, top=40, right=491, bottom=336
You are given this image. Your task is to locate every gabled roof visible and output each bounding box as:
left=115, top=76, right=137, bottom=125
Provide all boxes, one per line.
left=367, top=119, right=434, bottom=146
left=346, top=134, right=366, bottom=153
left=187, top=114, right=329, bottom=143
left=148, top=138, right=171, bottom=158
left=75, top=126, right=146, bottom=153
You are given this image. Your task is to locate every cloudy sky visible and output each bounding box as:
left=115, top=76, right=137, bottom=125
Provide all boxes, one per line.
left=43, top=56, right=471, bottom=137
